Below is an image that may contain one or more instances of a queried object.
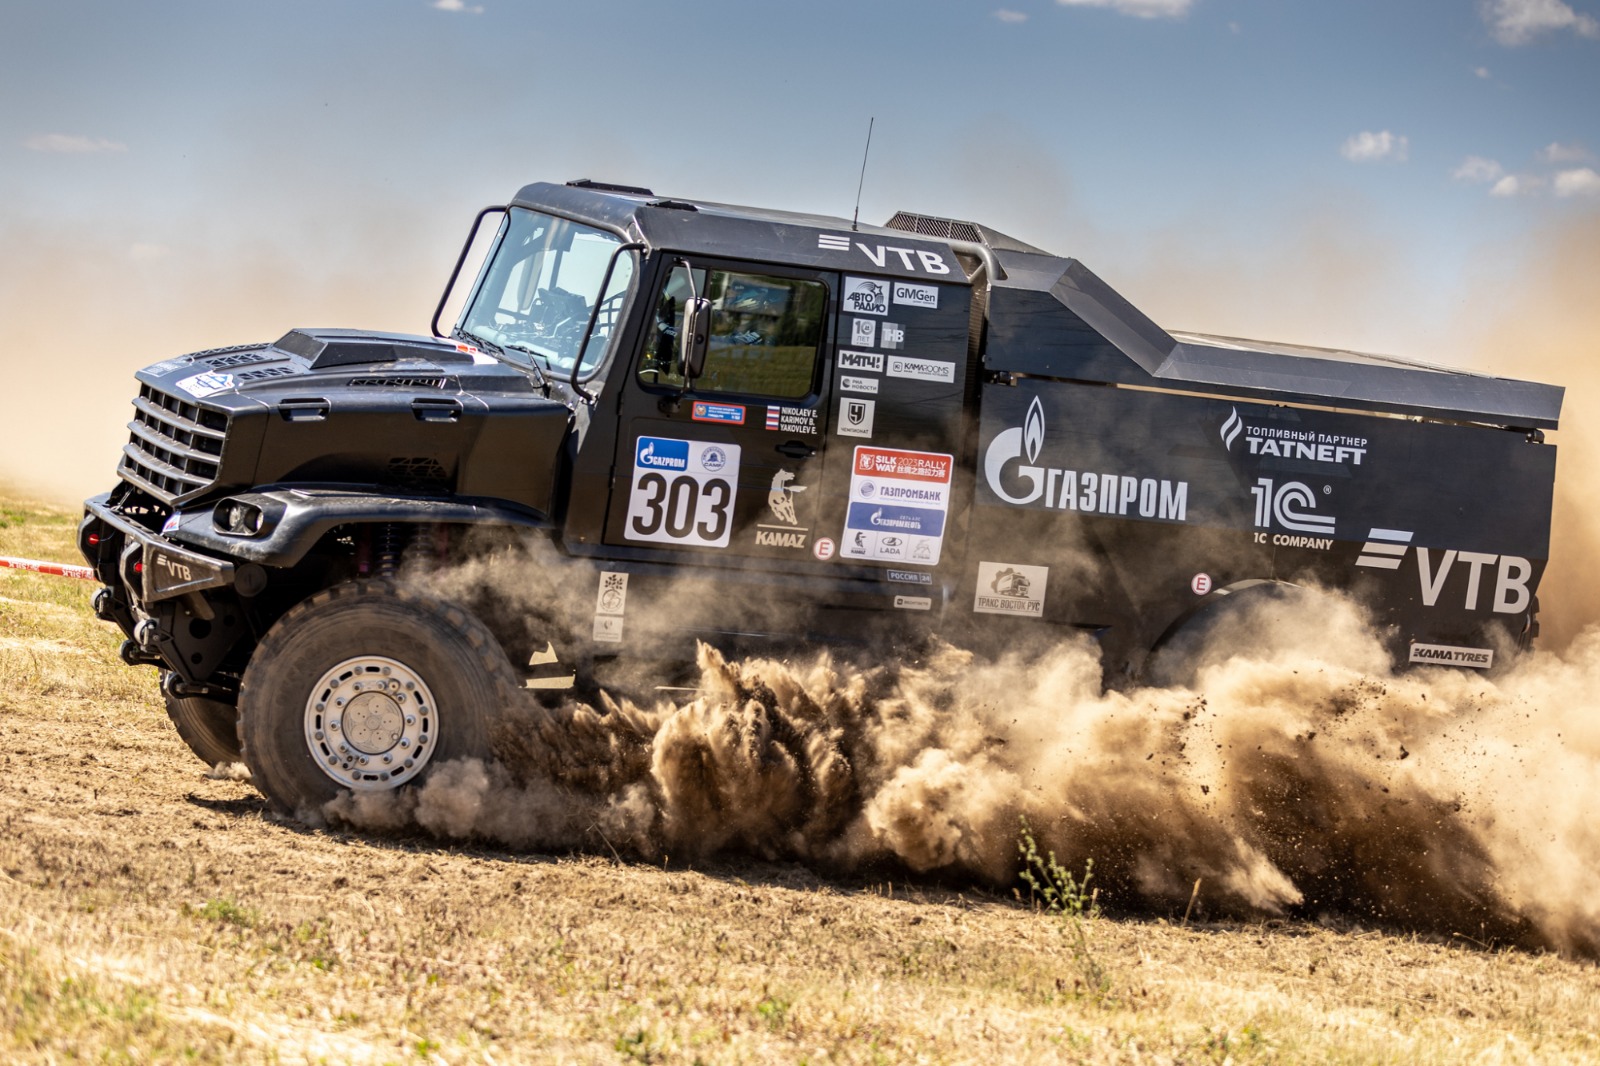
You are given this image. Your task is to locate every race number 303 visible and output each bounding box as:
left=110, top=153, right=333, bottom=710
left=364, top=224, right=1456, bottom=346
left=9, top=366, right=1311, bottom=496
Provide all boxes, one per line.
left=625, top=437, right=742, bottom=548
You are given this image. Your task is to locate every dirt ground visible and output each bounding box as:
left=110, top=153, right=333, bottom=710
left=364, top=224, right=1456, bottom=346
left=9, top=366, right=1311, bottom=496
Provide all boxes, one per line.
left=4, top=494, right=1599, bottom=1064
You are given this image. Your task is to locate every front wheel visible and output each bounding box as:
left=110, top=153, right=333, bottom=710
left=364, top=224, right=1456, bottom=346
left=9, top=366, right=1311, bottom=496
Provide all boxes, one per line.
left=239, top=581, right=513, bottom=816
left=164, top=690, right=242, bottom=767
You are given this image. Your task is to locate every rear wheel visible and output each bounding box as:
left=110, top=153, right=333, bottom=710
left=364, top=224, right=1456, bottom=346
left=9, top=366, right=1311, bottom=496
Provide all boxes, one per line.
left=239, top=581, right=512, bottom=816
left=163, top=690, right=242, bottom=767
left=1142, top=581, right=1314, bottom=687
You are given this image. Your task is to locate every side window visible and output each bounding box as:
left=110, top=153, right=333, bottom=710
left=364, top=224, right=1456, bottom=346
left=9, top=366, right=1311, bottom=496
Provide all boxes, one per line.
left=640, top=267, right=826, bottom=399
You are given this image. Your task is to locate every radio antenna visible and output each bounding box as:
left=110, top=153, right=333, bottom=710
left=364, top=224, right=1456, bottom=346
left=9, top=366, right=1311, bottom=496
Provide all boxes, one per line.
left=851, top=117, right=875, bottom=232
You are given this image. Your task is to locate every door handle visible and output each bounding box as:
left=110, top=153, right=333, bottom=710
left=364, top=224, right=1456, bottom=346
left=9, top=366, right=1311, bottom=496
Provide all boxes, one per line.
left=774, top=440, right=816, bottom=459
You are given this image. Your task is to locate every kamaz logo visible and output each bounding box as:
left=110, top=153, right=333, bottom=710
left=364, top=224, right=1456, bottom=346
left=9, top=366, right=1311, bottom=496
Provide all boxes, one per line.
left=635, top=437, right=689, bottom=471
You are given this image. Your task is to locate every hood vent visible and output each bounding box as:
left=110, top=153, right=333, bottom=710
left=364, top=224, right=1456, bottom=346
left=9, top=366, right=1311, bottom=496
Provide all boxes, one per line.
left=348, top=376, right=452, bottom=390
left=271, top=329, right=474, bottom=370
left=885, top=212, right=983, bottom=244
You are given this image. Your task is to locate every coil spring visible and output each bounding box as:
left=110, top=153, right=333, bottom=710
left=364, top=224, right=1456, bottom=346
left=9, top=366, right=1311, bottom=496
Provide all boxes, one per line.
left=375, top=523, right=406, bottom=578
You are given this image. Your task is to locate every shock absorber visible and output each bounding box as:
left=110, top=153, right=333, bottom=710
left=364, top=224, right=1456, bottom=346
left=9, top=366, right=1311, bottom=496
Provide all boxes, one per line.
left=375, top=523, right=406, bottom=578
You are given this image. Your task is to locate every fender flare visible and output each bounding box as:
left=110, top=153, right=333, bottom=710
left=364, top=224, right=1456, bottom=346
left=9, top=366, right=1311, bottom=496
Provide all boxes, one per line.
left=1140, top=578, right=1305, bottom=686
left=164, top=486, right=553, bottom=570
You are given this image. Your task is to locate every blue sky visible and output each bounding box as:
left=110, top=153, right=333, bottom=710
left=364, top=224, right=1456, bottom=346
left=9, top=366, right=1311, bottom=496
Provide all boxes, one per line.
left=2, top=0, right=1598, bottom=498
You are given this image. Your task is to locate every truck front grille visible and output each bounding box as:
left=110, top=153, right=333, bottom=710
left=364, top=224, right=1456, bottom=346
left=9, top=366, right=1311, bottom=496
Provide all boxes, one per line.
left=117, top=384, right=229, bottom=503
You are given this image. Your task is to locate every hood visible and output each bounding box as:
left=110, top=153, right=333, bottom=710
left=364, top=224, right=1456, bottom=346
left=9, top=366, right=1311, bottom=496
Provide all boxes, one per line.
left=137, top=329, right=538, bottom=404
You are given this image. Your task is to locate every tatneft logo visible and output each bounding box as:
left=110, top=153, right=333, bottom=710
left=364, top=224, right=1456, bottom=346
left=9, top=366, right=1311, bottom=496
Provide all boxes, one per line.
left=983, top=396, right=1189, bottom=520
left=1222, top=406, right=1368, bottom=466
left=636, top=437, right=689, bottom=471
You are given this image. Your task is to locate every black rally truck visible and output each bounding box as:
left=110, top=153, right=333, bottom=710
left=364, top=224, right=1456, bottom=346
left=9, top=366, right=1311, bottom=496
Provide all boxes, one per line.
left=79, top=179, right=1563, bottom=812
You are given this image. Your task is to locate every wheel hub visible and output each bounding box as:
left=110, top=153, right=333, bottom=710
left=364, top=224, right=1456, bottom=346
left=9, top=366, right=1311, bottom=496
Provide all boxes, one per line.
left=303, top=655, right=436, bottom=790
left=342, top=691, right=405, bottom=754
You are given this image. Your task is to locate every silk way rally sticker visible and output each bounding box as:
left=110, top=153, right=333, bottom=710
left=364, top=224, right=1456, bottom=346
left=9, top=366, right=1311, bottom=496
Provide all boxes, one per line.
left=841, top=445, right=952, bottom=566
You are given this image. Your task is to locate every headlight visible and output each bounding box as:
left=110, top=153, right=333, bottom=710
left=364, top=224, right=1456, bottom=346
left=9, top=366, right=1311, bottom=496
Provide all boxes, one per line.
left=213, top=499, right=265, bottom=536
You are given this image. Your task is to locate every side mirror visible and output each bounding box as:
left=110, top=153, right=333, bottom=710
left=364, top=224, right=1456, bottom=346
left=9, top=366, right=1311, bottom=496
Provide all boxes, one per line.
left=681, top=296, right=712, bottom=380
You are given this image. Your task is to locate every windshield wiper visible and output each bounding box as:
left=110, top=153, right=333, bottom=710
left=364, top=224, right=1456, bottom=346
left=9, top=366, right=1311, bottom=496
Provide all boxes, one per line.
left=454, top=329, right=547, bottom=389
left=496, top=341, right=555, bottom=385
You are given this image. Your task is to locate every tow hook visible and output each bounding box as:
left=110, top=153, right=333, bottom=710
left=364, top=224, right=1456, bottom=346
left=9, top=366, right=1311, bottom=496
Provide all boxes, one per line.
left=134, top=618, right=162, bottom=649
left=160, top=670, right=228, bottom=701
left=119, top=640, right=162, bottom=668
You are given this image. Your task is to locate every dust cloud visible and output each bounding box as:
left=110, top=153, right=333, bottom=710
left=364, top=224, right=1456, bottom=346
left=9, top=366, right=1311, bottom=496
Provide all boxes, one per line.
left=1462, top=212, right=1600, bottom=649
left=324, top=562, right=1600, bottom=957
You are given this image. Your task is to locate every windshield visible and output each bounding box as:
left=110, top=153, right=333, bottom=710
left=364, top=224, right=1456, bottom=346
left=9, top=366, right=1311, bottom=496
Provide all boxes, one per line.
left=457, top=208, right=635, bottom=377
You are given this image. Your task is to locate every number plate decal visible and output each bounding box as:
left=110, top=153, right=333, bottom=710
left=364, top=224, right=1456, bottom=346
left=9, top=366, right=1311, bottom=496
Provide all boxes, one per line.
left=625, top=437, right=742, bottom=548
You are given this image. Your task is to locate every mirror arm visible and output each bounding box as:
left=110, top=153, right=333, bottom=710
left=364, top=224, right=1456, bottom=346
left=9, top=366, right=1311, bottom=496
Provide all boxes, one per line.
left=569, top=241, right=647, bottom=402
left=431, top=205, right=507, bottom=340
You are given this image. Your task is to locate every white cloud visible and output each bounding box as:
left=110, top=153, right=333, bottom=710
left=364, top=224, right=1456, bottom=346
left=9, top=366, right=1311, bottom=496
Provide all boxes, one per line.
left=1541, top=141, right=1592, bottom=163
left=1056, top=0, right=1195, bottom=19
left=1340, top=130, right=1409, bottom=164
left=24, top=133, right=127, bottom=154
left=994, top=8, right=1029, bottom=22
left=1554, top=167, right=1600, bottom=196
left=1482, top=0, right=1600, bottom=45
left=1490, top=174, right=1541, bottom=196
left=1453, top=155, right=1505, bottom=183
left=431, top=0, right=484, bottom=12
left=1473, top=65, right=1493, bottom=78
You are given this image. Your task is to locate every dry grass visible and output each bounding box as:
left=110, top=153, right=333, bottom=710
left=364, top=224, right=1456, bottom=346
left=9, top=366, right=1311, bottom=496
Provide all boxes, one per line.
left=2, top=491, right=1598, bottom=1063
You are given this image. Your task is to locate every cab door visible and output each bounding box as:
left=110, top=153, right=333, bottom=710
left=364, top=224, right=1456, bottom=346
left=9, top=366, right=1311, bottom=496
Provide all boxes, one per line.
left=603, top=259, right=836, bottom=568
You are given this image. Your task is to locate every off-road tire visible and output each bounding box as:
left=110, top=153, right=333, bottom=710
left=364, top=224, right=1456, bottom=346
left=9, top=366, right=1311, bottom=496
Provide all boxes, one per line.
left=239, top=581, right=515, bottom=816
left=1141, top=580, right=1308, bottom=688
left=164, top=692, right=242, bottom=767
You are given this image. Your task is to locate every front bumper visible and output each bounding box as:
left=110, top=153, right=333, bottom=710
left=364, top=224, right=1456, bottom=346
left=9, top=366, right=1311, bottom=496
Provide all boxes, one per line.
left=79, top=493, right=245, bottom=687
left=80, top=493, right=236, bottom=607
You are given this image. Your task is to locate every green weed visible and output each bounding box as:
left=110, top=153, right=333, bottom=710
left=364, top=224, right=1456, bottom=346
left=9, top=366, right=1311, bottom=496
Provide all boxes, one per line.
left=1018, top=819, right=1113, bottom=1006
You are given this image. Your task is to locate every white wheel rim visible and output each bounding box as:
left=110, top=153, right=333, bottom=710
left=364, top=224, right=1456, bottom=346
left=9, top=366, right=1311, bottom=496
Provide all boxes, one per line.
left=303, top=655, right=438, bottom=791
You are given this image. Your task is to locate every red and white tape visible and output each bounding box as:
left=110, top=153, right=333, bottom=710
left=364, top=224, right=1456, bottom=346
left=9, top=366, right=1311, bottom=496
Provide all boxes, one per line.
left=0, top=555, right=97, bottom=581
